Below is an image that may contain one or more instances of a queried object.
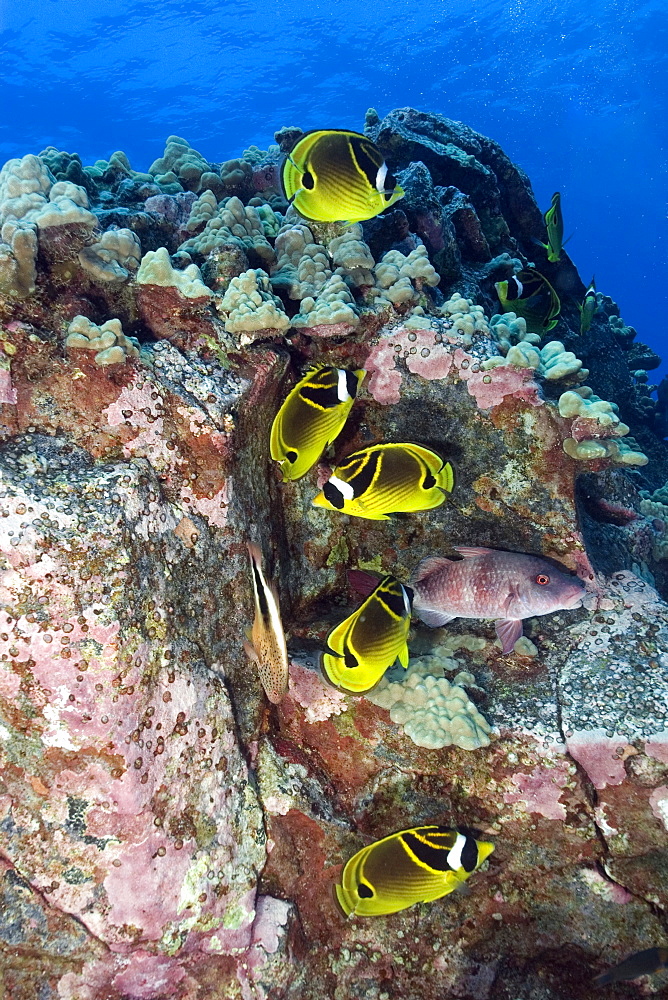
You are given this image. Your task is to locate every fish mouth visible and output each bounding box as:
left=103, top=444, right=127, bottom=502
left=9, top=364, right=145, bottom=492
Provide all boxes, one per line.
left=563, top=586, right=585, bottom=609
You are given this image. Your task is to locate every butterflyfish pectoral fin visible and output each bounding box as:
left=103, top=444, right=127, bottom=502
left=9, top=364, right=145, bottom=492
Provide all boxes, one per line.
left=496, top=618, right=523, bottom=653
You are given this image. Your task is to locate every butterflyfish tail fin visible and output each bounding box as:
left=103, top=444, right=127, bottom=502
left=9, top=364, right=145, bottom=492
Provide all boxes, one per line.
left=437, top=461, right=455, bottom=493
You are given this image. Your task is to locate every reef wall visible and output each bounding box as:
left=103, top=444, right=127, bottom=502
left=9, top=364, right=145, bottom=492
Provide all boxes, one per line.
left=1, top=108, right=668, bottom=999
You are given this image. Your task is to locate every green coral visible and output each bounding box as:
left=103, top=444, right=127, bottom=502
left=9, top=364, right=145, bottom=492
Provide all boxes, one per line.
left=484, top=340, right=588, bottom=382
left=136, top=247, right=212, bottom=298
left=65, top=316, right=140, bottom=366
left=78, top=229, right=141, bottom=282
left=292, top=273, right=359, bottom=331
left=217, top=268, right=290, bottom=342
left=368, top=652, right=491, bottom=750
left=180, top=196, right=276, bottom=264
left=489, top=311, right=541, bottom=353
left=149, top=136, right=211, bottom=192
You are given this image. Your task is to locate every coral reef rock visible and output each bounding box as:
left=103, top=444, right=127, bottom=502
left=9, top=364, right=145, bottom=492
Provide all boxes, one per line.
left=1, top=107, right=668, bottom=1000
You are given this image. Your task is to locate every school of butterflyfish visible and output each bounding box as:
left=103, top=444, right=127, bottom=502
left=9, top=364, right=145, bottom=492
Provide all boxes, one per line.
left=240, top=132, right=601, bottom=928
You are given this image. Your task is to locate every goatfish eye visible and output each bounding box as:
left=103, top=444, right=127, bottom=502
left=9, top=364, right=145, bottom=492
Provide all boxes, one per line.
left=279, top=129, right=405, bottom=225
left=495, top=268, right=560, bottom=335
left=270, top=366, right=365, bottom=482
left=312, top=442, right=454, bottom=520
left=334, top=826, right=494, bottom=918
left=535, top=573, right=550, bottom=585
left=321, top=574, right=413, bottom=693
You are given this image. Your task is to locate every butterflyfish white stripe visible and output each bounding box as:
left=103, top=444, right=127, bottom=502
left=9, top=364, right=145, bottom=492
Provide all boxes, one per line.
left=375, top=162, right=388, bottom=193
left=446, top=832, right=467, bottom=871
left=337, top=368, right=350, bottom=402
left=329, top=475, right=355, bottom=500
left=250, top=551, right=287, bottom=656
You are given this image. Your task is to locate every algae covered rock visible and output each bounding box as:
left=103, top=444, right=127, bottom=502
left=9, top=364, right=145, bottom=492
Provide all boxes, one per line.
left=1, top=108, right=668, bottom=1000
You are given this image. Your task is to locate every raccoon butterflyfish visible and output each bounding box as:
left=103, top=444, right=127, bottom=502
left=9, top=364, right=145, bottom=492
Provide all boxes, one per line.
left=270, top=366, right=366, bottom=482
left=243, top=543, right=289, bottom=704
left=312, top=442, right=454, bottom=520
left=594, top=947, right=668, bottom=986
left=335, top=825, right=495, bottom=917
left=536, top=191, right=567, bottom=262
left=579, top=276, right=597, bottom=335
left=495, top=268, right=561, bottom=334
left=322, top=575, right=413, bottom=693
left=280, top=129, right=405, bottom=225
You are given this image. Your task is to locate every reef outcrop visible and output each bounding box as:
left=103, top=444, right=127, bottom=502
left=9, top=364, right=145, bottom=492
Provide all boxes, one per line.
left=1, top=109, right=668, bottom=1000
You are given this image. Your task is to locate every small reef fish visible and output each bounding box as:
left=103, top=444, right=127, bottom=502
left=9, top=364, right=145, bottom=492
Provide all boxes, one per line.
left=313, top=442, right=454, bottom=520
left=270, top=365, right=366, bottom=482
left=335, top=825, right=494, bottom=917
left=322, top=575, right=413, bottom=693
left=243, top=543, right=289, bottom=704
left=280, top=129, right=405, bottom=225
left=579, top=276, right=597, bottom=335
left=411, top=546, right=585, bottom=654
left=495, top=268, right=561, bottom=334
left=594, top=947, right=668, bottom=986
left=536, top=191, right=565, bottom=262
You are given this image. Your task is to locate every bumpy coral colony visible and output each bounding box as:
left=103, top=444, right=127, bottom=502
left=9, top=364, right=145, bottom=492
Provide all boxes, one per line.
left=1, top=109, right=668, bottom=1000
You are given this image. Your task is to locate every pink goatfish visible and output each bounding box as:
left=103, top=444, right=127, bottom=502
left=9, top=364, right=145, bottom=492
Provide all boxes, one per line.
left=411, top=546, right=584, bottom=653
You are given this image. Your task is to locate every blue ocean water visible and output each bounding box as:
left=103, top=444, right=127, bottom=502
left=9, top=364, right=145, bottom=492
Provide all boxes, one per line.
left=2, top=0, right=667, bottom=384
